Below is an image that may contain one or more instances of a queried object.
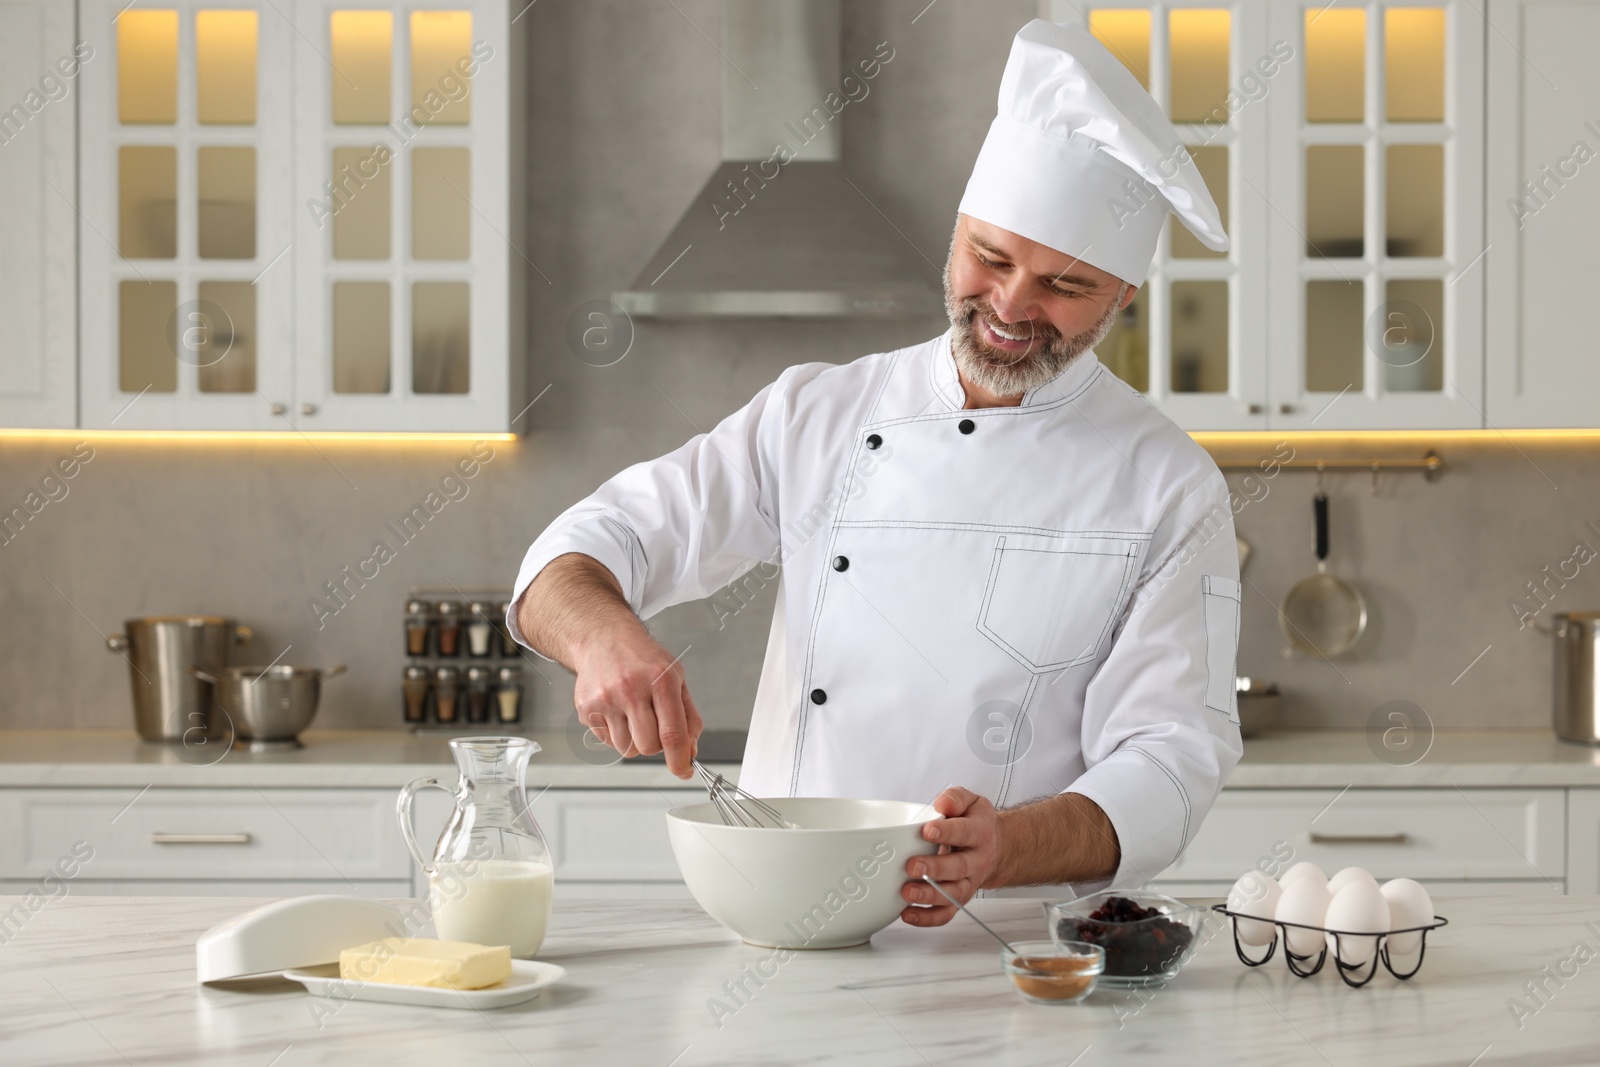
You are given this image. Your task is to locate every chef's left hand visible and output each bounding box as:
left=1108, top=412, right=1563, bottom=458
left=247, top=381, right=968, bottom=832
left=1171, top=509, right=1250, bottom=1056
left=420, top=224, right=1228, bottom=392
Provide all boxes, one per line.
left=899, top=787, right=1001, bottom=927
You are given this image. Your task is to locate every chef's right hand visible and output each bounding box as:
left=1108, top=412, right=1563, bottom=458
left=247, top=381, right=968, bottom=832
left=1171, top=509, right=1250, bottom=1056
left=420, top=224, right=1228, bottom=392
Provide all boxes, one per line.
left=570, top=626, right=702, bottom=779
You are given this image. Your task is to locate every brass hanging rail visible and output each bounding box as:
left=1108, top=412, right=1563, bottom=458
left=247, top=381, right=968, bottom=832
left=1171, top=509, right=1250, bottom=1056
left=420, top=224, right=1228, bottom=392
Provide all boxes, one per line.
left=1213, top=450, right=1444, bottom=484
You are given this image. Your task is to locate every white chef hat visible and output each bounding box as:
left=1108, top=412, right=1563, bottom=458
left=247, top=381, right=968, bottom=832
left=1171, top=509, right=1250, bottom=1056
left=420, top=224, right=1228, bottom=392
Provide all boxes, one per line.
left=958, top=19, right=1229, bottom=287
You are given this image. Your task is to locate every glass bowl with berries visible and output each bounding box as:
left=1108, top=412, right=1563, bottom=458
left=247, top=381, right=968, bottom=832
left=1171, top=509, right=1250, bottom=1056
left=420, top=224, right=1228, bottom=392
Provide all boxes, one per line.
left=1045, top=891, right=1211, bottom=987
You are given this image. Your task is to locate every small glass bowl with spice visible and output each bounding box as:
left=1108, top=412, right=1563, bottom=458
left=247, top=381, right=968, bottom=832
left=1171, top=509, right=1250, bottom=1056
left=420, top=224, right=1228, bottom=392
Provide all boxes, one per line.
left=1000, top=940, right=1103, bottom=1005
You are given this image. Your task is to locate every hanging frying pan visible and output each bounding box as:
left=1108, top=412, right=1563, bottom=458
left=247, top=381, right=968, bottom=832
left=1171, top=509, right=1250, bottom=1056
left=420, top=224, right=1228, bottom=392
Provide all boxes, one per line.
left=1280, top=489, right=1367, bottom=657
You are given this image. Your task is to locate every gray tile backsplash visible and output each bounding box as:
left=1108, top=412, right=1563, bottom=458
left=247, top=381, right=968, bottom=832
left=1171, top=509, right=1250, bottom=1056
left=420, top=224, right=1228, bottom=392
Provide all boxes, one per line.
left=2, top=1, right=1594, bottom=736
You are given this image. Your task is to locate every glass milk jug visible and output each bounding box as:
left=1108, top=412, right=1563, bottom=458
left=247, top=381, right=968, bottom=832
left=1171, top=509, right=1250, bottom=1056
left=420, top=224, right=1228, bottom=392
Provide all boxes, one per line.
left=398, top=736, right=554, bottom=958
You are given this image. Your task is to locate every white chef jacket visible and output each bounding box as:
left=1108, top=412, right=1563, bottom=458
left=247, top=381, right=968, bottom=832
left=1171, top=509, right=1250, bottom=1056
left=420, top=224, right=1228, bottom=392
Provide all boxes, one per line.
left=510, top=330, right=1243, bottom=895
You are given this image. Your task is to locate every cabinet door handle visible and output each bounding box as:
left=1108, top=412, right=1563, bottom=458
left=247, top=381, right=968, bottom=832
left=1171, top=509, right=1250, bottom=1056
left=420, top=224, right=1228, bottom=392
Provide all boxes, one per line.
left=150, top=832, right=253, bottom=845
left=1279, top=403, right=1297, bottom=415
left=1309, top=831, right=1409, bottom=846
left=1247, top=403, right=1264, bottom=415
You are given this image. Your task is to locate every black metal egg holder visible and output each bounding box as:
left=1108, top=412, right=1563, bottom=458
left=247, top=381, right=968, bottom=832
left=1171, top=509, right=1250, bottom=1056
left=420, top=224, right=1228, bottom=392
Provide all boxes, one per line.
left=1208, top=904, right=1449, bottom=989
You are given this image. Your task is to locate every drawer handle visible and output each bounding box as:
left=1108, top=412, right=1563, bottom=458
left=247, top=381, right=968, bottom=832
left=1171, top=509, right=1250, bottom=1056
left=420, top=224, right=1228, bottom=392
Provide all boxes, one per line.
left=1309, top=831, right=1410, bottom=846
left=150, top=832, right=253, bottom=845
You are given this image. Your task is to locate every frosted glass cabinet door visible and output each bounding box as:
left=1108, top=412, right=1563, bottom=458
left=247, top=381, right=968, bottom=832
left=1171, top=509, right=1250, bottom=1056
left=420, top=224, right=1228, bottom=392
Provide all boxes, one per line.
left=290, top=0, right=523, bottom=432
left=1263, top=0, right=1485, bottom=430
left=1484, top=0, right=1600, bottom=428
left=0, top=0, right=78, bottom=428
left=1042, top=1, right=1272, bottom=431
left=76, top=0, right=295, bottom=430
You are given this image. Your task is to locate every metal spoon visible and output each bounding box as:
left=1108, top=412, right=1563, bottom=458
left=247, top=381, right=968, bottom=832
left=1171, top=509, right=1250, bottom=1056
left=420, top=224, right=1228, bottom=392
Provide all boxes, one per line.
left=920, top=875, right=1020, bottom=955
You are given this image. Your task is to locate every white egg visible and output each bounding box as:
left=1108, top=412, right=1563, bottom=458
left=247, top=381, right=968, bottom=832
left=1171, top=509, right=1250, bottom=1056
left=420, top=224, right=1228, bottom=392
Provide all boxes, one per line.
left=1380, top=878, right=1435, bottom=956
left=1227, top=871, right=1282, bottom=946
left=1326, top=866, right=1377, bottom=896
left=1323, top=881, right=1390, bottom=967
left=1274, top=877, right=1331, bottom=957
left=1278, top=861, right=1328, bottom=891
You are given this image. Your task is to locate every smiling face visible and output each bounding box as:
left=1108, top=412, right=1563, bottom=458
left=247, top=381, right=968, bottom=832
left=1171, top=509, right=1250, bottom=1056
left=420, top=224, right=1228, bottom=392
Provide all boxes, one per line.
left=943, top=214, right=1138, bottom=405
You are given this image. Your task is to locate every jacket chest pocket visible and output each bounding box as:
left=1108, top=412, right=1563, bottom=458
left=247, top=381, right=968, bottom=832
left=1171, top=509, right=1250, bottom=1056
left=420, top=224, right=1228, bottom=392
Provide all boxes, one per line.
left=977, top=534, right=1144, bottom=674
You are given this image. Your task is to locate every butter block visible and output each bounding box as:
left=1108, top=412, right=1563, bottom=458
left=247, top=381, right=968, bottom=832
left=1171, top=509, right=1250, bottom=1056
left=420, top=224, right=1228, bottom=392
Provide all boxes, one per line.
left=339, top=937, right=511, bottom=990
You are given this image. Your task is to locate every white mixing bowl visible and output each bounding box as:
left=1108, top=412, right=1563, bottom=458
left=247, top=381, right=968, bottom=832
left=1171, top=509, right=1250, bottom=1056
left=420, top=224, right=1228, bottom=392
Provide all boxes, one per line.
left=665, top=797, right=941, bottom=949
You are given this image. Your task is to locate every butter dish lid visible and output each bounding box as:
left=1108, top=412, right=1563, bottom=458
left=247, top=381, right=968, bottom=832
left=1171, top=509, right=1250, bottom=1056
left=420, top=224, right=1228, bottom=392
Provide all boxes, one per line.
left=197, top=895, right=407, bottom=983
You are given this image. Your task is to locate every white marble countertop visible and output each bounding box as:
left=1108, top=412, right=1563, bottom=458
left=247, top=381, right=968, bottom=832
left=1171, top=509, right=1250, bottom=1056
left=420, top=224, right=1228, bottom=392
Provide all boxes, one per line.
left=2, top=893, right=1596, bottom=1066
left=1, top=728, right=1599, bottom=789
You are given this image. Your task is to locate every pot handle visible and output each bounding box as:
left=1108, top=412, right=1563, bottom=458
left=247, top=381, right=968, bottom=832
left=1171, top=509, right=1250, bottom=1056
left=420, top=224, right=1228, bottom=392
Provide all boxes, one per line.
left=1527, top=616, right=1569, bottom=638
left=107, top=634, right=129, bottom=653
left=233, top=625, right=253, bottom=645
left=320, top=664, right=347, bottom=680
left=398, top=777, right=452, bottom=877
left=189, top=666, right=219, bottom=684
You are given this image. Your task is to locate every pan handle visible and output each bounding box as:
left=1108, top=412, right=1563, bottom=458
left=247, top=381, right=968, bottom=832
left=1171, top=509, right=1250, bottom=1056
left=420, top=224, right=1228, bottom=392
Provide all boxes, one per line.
left=320, top=664, right=348, bottom=680
left=189, top=666, right=219, bottom=684
left=1314, top=491, right=1330, bottom=563
left=1526, top=616, right=1569, bottom=638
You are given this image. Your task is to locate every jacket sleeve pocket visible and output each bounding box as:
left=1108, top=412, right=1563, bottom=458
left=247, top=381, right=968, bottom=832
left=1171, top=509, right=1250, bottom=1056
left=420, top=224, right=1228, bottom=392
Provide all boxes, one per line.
left=1202, top=575, right=1241, bottom=721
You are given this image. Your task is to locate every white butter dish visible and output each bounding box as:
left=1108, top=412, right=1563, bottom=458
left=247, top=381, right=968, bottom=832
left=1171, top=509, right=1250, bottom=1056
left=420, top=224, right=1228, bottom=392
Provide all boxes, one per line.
left=283, top=959, right=566, bottom=1010
left=196, top=895, right=406, bottom=983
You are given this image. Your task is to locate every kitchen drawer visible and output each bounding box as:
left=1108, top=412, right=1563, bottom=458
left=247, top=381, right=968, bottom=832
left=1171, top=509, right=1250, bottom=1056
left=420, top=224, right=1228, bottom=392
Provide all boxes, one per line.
left=0, top=880, right=411, bottom=898
left=1154, top=879, right=1564, bottom=898
left=0, top=788, right=412, bottom=881
left=1165, top=788, right=1565, bottom=882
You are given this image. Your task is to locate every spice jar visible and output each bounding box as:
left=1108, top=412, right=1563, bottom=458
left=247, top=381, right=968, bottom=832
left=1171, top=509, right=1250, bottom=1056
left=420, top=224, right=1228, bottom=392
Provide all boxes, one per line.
left=465, top=602, right=495, bottom=658
left=495, top=666, right=523, bottom=724
left=465, top=666, right=492, bottom=723
left=402, top=665, right=431, bottom=724
left=495, top=600, right=518, bottom=658
left=434, top=666, right=461, bottom=723
left=435, top=601, right=463, bottom=657
left=404, top=600, right=432, bottom=657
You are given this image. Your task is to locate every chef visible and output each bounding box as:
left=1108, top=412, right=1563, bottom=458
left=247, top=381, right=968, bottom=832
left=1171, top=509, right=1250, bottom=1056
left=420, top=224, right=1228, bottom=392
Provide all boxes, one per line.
left=509, top=20, right=1243, bottom=926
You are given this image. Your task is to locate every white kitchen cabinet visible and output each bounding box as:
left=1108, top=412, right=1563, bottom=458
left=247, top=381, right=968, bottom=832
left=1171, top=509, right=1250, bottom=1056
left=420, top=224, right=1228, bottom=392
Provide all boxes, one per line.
left=1483, top=0, right=1600, bottom=427
left=288, top=0, right=525, bottom=432
left=1160, top=787, right=1567, bottom=883
left=1156, top=878, right=1564, bottom=897
left=1568, top=788, right=1600, bottom=895
left=0, top=788, right=412, bottom=882
left=1040, top=1, right=1273, bottom=431
left=1262, top=0, right=1485, bottom=430
left=5, top=879, right=412, bottom=898
left=73, top=0, right=526, bottom=433
left=1046, top=1, right=1486, bottom=431
left=0, top=0, right=79, bottom=428
left=406, top=787, right=702, bottom=894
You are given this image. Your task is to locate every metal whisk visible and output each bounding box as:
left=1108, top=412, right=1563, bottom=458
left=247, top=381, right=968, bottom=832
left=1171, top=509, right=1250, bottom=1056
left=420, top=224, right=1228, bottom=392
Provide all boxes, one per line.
left=692, top=760, right=797, bottom=828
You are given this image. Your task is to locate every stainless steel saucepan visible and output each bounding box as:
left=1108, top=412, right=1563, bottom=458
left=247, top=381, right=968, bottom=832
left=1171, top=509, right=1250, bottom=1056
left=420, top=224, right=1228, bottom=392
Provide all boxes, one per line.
left=192, top=664, right=346, bottom=751
left=107, top=617, right=253, bottom=741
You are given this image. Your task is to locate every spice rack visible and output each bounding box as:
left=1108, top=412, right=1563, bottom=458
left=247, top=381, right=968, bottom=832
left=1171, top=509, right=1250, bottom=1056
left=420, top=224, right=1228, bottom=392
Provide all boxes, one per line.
left=402, top=586, right=525, bottom=733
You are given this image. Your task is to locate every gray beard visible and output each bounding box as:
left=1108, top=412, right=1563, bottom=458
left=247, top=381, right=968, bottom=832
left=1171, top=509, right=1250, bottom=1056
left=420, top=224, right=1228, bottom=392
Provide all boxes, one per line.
left=944, top=263, right=1127, bottom=398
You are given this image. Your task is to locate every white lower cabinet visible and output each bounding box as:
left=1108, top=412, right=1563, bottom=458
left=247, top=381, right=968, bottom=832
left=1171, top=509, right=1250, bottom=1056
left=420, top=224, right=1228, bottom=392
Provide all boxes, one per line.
left=1569, top=789, right=1600, bottom=896
left=0, top=784, right=1589, bottom=899
left=1157, top=787, right=1568, bottom=893
left=407, top=787, right=702, bottom=895
left=0, top=788, right=411, bottom=885
left=1, top=879, right=412, bottom=898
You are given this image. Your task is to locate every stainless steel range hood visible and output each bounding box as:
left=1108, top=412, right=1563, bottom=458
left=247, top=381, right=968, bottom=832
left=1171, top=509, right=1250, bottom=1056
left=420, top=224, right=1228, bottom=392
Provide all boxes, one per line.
left=613, top=0, right=944, bottom=321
